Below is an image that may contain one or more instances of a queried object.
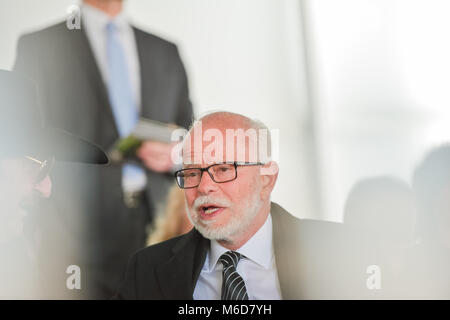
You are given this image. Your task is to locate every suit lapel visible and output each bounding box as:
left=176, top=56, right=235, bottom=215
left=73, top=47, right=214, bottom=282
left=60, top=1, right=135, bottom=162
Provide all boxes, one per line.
left=155, top=229, right=209, bottom=299
left=154, top=204, right=300, bottom=299
left=133, top=27, right=170, bottom=122
left=271, top=202, right=302, bottom=299
left=71, top=24, right=119, bottom=146
left=134, top=27, right=153, bottom=120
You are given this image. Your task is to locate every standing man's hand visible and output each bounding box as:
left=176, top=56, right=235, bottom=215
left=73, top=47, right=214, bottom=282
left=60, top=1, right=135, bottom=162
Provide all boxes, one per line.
left=136, top=141, right=176, bottom=173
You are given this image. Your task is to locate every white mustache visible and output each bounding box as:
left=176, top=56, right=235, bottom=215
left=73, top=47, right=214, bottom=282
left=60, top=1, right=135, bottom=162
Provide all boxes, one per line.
left=193, top=196, right=232, bottom=211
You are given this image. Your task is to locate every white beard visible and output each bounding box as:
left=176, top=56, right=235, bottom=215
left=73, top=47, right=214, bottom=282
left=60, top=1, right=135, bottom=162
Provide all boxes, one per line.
left=186, top=190, right=262, bottom=242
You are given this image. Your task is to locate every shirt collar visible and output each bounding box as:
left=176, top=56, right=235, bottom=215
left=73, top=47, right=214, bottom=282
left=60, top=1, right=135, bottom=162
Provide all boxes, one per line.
left=82, top=3, right=129, bottom=31
left=207, top=213, right=274, bottom=271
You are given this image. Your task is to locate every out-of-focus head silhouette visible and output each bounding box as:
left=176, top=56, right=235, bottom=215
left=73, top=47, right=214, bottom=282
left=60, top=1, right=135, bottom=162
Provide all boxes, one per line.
left=343, top=176, right=417, bottom=246
left=413, top=144, right=450, bottom=247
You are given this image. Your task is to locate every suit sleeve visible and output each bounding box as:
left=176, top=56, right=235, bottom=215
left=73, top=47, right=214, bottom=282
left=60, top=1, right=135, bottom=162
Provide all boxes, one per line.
left=13, top=34, right=41, bottom=83
left=173, top=46, right=194, bottom=129
left=13, top=34, right=52, bottom=120
left=113, top=253, right=138, bottom=300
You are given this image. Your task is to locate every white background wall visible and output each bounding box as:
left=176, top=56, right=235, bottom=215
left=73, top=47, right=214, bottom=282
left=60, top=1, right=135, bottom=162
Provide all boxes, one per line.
left=303, top=0, right=450, bottom=221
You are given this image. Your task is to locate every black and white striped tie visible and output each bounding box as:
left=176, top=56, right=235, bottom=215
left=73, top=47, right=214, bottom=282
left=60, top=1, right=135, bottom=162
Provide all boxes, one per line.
left=219, top=251, right=249, bottom=300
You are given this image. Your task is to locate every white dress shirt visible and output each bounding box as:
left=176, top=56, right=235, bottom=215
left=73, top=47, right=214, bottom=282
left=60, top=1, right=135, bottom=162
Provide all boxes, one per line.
left=81, top=3, right=141, bottom=110
left=193, top=213, right=282, bottom=300
left=81, top=4, right=146, bottom=192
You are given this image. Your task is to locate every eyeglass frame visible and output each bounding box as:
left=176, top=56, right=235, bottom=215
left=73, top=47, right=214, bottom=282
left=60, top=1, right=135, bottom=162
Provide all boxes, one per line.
left=174, top=161, right=265, bottom=189
left=24, top=155, right=55, bottom=185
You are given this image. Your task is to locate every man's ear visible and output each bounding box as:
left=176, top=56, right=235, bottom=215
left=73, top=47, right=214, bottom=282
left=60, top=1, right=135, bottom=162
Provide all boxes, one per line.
left=259, top=161, right=279, bottom=201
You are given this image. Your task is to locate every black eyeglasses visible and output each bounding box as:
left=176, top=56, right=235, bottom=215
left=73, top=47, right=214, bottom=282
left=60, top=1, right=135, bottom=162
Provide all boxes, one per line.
left=174, top=162, right=264, bottom=189
left=24, top=155, right=55, bottom=184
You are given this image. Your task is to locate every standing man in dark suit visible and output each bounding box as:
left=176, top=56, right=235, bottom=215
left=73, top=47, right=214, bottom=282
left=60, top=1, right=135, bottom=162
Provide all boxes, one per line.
left=115, top=111, right=305, bottom=299
left=14, top=0, right=193, bottom=298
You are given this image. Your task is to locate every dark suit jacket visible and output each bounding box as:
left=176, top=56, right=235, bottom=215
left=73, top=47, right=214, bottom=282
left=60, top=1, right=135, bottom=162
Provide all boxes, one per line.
left=114, top=201, right=402, bottom=300
left=114, top=202, right=305, bottom=299
left=13, top=22, right=193, bottom=298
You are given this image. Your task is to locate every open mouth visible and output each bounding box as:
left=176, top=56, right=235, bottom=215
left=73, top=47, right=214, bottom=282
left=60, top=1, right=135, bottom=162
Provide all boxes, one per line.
left=199, top=204, right=226, bottom=217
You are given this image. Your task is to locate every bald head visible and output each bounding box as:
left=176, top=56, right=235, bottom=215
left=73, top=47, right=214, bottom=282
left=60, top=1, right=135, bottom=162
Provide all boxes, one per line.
left=182, top=111, right=272, bottom=166
left=198, top=111, right=254, bottom=129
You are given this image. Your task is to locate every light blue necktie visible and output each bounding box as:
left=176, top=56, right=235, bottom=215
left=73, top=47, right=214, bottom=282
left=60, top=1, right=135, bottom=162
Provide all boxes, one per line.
left=106, top=21, right=146, bottom=192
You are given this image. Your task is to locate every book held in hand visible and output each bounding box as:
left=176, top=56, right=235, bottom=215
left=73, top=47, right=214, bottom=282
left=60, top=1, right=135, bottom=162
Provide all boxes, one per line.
left=108, top=118, right=183, bottom=163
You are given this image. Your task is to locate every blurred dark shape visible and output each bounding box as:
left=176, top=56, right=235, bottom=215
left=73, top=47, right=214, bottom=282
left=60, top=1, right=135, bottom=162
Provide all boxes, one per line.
left=0, top=70, right=108, bottom=164
left=343, top=176, right=417, bottom=247
left=0, top=70, right=108, bottom=298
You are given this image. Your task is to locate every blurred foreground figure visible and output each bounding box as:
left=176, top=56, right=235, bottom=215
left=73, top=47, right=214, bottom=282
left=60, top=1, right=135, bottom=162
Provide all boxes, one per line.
left=0, top=70, right=108, bottom=299
left=14, top=0, right=193, bottom=298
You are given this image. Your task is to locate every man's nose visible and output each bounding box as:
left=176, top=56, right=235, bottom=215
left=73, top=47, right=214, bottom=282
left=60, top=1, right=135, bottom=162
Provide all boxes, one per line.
left=33, top=175, right=52, bottom=199
left=197, top=170, right=218, bottom=194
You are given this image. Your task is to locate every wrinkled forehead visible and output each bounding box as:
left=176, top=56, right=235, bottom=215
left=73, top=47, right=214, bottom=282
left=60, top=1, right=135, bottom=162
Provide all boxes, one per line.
left=182, top=121, right=263, bottom=166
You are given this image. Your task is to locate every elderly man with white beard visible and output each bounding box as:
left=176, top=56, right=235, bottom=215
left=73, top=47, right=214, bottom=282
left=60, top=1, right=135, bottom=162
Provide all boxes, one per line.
left=115, top=111, right=305, bottom=300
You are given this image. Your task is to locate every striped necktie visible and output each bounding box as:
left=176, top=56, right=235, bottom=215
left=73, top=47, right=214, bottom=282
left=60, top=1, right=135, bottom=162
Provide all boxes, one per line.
left=219, top=251, right=249, bottom=300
